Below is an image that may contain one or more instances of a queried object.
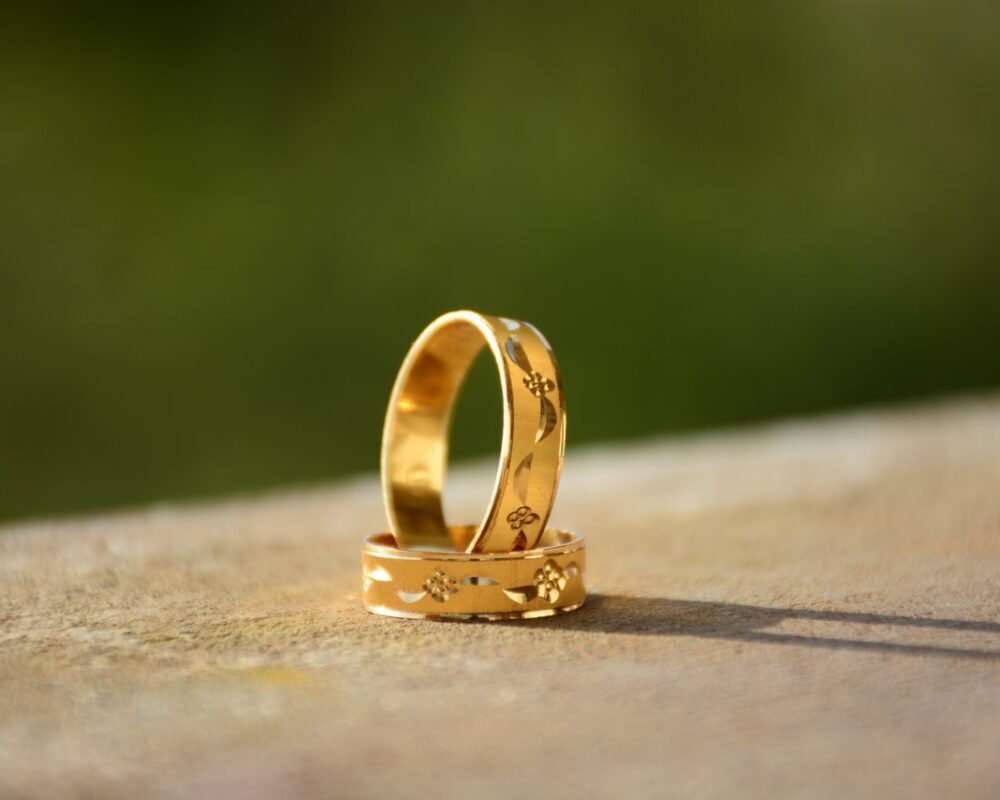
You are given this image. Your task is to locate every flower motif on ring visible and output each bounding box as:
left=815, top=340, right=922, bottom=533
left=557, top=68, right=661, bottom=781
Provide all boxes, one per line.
left=423, top=569, right=458, bottom=603
left=507, top=505, right=539, bottom=530
left=534, top=559, right=568, bottom=603
left=523, top=371, right=556, bottom=397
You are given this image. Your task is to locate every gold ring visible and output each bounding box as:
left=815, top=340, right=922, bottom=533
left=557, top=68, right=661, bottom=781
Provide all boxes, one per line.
left=362, top=527, right=585, bottom=620
left=381, top=311, right=566, bottom=553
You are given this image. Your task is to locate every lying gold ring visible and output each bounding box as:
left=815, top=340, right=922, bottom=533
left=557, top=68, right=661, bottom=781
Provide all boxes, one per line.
left=362, top=527, right=585, bottom=620
left=381, top=311, right=566, bottom=553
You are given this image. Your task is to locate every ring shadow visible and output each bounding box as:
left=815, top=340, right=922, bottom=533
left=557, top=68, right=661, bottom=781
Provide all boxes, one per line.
left=520, top=594, right=1000, bottom=660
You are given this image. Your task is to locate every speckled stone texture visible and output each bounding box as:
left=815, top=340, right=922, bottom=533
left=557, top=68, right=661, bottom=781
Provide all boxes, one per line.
left=2, top=397, right=1000, bottom=799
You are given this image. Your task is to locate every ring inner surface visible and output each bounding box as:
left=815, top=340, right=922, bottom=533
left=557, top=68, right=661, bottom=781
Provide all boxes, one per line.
left=385, top=319, right=494, bottom=551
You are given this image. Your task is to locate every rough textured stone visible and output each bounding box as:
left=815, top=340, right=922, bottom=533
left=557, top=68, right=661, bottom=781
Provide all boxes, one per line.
left=2, top=397, right=1000, bottom=799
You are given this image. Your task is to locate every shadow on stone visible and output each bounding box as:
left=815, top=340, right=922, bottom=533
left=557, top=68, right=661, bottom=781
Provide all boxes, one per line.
left=518, top=593, right=1000, bottom=660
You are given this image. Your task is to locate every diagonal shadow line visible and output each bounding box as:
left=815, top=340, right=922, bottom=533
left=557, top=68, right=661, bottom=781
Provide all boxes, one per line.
left=711, top=630, right=1000, bottom=661
left=519, top=594, right=1000, bottom=660
left=770, top=608, right=1000, bottom=633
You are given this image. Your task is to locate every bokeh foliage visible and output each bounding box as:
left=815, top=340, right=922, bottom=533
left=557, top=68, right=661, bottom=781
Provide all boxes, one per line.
left=2, top=2, right=999, bottom=522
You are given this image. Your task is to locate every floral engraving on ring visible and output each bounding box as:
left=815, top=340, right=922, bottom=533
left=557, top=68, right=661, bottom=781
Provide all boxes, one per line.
left=522, top=371, right=556, bottom=397
left=507, top=505, right=540, bottom=531
left=423, top=569, right=458, bottom=603
left=534, top=559, right=568, bottom=604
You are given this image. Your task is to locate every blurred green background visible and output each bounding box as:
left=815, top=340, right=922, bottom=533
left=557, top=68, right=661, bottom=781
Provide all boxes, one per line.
left=2, top=2, right=999, bottom=523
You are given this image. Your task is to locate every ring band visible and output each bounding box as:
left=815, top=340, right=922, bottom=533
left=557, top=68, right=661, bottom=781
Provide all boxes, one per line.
left=381, top=311, right=566, bottom=553
left=362, top=527, right=586, bottom=620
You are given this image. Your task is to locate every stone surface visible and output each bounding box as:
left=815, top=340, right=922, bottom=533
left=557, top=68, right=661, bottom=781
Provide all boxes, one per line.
left=2, top=397, right=1000, bottom=799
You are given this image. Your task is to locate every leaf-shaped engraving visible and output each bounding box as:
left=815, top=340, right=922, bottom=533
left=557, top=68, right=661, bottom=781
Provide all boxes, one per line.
left=397, top=590, right=428, bottom=604
left=536, top=395, right=558, bottom=443
left=460, top=575, right=499, bottom=586
left=502, top=585, right=539, bottom=604
left=504, top=335, right=533, bottom=374
left=368, top=566, right=392, bottom=582
left=513, top=453, right=533, bottom=504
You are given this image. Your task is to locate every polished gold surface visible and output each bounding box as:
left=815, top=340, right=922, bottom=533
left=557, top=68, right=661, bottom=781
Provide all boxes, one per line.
left=362, top=526, right=585, bottom=620
left=381, top=310, right=566, bottom=553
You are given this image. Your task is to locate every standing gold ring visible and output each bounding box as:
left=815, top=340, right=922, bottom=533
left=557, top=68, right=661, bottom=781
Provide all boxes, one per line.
left=381, top=310, right=566, bottom=553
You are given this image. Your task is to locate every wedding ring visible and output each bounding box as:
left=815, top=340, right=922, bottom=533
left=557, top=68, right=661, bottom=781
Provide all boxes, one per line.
left=369, top=310, right=584, bottom=622
left=362, top=527, right=585, bottom=620
left=381, top=311, right=566, bottom=553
